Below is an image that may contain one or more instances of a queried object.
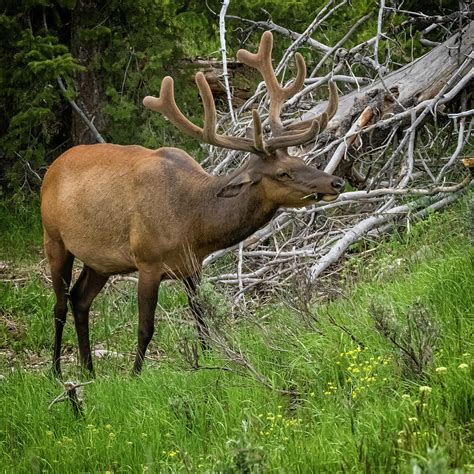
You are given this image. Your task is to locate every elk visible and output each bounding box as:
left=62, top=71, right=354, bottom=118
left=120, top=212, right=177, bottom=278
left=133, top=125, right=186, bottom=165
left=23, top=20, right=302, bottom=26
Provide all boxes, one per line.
left=41, top=32, right=344, bottom=376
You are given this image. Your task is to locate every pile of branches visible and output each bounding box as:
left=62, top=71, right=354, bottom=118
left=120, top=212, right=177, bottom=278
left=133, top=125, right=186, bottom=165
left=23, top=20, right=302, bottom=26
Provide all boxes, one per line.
left=202, top=2, right=473, bottom=298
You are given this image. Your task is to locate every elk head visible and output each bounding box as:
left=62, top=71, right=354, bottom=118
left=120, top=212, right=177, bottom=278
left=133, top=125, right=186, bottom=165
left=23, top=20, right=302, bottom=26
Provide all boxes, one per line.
left=143, top=31, right=344, bottom=207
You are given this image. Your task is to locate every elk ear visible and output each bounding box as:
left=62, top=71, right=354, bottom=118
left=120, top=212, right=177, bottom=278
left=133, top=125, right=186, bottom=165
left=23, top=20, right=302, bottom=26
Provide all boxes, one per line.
left=217, top=172, right=260, bottom=198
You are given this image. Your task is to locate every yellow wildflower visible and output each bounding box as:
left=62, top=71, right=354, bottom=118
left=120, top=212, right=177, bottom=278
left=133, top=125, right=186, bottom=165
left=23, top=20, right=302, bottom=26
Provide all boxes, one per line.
left=435, top=367, right=447, bottom=373
left=458, top=363, right=468, bottom=369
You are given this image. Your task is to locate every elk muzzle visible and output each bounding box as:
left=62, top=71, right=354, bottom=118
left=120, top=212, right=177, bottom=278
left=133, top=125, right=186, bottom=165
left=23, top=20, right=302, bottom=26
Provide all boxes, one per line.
left=305, top=176, right=345, bottom=203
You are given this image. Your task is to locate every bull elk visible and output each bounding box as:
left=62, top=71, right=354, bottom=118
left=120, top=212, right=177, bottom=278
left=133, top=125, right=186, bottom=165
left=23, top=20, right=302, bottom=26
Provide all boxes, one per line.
left=41, top=32, right=344, bottom=376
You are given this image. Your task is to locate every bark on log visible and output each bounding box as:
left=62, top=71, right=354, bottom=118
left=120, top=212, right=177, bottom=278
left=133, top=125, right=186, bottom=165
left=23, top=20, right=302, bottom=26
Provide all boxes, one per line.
left=299, top=21, right=474, bottom=137
left=181, top=59, right=252, bottom=106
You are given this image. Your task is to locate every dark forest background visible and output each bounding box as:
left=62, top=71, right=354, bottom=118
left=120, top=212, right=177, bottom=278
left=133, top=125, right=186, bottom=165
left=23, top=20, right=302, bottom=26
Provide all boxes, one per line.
left=0, top=0, right=460, bottom=191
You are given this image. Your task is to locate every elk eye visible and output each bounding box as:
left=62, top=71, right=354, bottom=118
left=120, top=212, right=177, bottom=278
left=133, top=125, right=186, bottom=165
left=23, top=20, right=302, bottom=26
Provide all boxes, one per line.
left=277, top=171, right=293, bottom=180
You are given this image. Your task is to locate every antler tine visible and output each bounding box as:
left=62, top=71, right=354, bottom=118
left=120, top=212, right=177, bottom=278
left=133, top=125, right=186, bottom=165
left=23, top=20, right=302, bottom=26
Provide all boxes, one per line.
left=237, top=31, right=306, bottom=135
left=144, top=73, right=262, bottom=154
left=252, top=109, right=266, bottom=153
left=325, top=80, right=339, bottom=120
left=195, top=72, right=264, bottom=153
left=143, top=77, right=203, bottom=140
left=195, top=72, right=218, bottom=144
left=284, top=80, right=338, bottom=132
left=266, top=114, right=324, bottom=153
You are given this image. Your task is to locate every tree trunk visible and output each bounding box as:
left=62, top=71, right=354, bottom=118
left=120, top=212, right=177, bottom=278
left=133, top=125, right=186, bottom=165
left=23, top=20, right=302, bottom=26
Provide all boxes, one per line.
left=71, top=0, right=106, bottom=145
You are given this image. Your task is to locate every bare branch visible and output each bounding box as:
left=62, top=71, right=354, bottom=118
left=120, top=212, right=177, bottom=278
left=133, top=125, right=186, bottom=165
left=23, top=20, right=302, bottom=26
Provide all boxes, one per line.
left=308, top=185, right=471, bottom=282
left=325, top=106, right=374, bottom=174
left=226, top=15, right=332, bottom=53
left=57, top=78, right=106, bottom=144
left=219, top=0, right=237, bottom=124
left=309, top=13, right=373, bottom=78
left=373, top=0, right=386, bottom=74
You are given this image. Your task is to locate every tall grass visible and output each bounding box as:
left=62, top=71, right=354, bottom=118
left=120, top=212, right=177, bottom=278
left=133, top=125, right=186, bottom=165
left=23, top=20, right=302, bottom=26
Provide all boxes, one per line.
left=0, top=194, right=43, bottom=263
left=0, top=195, right=472, bottom=472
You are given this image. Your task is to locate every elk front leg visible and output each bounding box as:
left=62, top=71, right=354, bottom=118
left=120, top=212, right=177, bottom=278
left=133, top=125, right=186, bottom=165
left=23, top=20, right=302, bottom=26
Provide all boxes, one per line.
left=184, top=275, right=210, bottom=350
left=133, top=270, right=161, bottom=374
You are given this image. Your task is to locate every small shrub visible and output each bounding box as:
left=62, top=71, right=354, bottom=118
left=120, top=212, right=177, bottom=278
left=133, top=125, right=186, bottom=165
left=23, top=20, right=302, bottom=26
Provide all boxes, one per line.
left=370, top=300, right=439, bottom=378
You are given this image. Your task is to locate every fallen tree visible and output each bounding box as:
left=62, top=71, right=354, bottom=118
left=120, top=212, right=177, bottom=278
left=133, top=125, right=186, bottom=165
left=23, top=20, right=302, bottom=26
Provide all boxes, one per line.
left=201, top=5, right=473, bottom=297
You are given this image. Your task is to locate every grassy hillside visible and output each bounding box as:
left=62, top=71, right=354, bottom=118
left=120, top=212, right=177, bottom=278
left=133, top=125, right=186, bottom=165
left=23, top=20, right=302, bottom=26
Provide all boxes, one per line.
left=0, top=194, right=473, bottom=472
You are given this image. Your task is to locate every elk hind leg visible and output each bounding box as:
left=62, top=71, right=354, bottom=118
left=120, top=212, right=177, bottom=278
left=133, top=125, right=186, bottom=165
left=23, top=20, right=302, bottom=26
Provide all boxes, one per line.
left=70, top=266, right=108, bottom=374
left=44, top=235, right=74, bottom=377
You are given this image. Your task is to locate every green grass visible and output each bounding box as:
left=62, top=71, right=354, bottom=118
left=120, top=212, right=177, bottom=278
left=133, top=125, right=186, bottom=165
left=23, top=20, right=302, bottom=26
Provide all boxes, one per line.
left=0, top=195, right=473, bottom=472
left=0, top=194, right=43, bottom=263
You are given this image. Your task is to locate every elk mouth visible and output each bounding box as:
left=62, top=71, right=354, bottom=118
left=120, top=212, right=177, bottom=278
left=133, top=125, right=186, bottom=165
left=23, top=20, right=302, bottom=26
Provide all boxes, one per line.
left=319, top=193, right=339, bottom=202
left=304, top=193, right=340, bottom=202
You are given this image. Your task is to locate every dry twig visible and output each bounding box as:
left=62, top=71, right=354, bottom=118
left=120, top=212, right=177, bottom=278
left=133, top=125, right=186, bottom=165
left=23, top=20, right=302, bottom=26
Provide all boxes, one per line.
left=48, top=380, right=93, bottom=417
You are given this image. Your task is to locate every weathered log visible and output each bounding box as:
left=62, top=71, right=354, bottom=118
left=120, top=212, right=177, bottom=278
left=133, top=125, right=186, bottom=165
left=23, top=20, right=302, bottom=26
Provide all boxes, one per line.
left=299, top=21, right=474, bottom=138
left=181, top=58, right=252, bottom=105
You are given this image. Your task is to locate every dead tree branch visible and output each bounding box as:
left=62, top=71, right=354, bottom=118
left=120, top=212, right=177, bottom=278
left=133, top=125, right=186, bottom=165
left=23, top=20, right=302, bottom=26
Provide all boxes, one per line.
left=219, top=0, right=237, bottom=124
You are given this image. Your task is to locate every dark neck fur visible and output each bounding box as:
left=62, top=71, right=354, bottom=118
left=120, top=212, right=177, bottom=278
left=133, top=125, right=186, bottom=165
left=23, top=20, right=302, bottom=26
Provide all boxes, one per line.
left=195, top=174, right=278, bottom=256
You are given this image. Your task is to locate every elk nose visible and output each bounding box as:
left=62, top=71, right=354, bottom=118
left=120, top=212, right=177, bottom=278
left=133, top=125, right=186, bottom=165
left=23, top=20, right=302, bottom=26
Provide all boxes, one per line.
left=331, top=177, right=345, bottom=192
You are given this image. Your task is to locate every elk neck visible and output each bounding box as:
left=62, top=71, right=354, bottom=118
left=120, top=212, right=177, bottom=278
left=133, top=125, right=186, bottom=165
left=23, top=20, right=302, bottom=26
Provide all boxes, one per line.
left=193, top=171, right=279, bottom=255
